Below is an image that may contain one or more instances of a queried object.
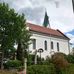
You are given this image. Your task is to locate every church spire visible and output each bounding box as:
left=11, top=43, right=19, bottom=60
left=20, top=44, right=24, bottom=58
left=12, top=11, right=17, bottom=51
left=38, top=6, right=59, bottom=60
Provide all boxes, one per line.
left=72, top=0, right=74, bottom=12
left=43, top=10, right=50, bottom=28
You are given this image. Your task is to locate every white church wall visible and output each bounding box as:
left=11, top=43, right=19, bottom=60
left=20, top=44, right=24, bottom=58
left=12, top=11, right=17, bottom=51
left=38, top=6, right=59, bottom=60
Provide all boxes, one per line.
left=29, top=32, right=69, bottom=58
left=50, top=37, right=69, bottom=54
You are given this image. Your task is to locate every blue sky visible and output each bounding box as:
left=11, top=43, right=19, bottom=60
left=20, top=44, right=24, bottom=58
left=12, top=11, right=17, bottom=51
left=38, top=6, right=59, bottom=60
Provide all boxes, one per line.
left=68, top=30, right=74, bottom=35
left=0, top=0, right=74, bottom=44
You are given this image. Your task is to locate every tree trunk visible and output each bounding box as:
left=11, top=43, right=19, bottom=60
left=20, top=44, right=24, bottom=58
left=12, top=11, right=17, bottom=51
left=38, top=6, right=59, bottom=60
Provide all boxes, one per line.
left=16, top=41, right=24, bottom=65
left=16, top=41, right=22, bottom=60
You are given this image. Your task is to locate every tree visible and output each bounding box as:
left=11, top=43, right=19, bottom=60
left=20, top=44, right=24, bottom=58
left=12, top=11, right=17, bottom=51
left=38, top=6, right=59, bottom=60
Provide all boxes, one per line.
left=0, top=3, right=31, bottom=69
left=0, top=3, right=16, bottom=69
left=15, top=14, right=31, bottom=65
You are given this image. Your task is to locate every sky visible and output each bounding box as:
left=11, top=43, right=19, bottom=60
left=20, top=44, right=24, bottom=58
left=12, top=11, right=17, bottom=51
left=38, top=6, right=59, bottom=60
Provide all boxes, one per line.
left=0, top=0, right=74, bottom=44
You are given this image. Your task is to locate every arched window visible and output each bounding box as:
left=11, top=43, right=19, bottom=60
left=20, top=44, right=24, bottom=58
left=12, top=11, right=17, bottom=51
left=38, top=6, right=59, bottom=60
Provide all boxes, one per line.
left=44, top=40, right=47, bottom=50
left=57, top=42, right=59, bottom=51
left=32, top=39, right=36, bottom=49
left=51, top=41, right=53, bottom=49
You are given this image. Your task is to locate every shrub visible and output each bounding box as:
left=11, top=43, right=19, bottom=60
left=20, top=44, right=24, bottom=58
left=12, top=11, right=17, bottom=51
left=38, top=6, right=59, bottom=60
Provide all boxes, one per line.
left=52, top=52, right=69, bottom=69
left=61, top=64, right=74, bottom=74
left=66, top=54, right=74, bottom=63
left=40, top=56, right=52, bottom=65
left=4, top=60, right=22, bottom=69
left=27, top=64, right=56, bottom=74
left=27, top=54, right=35, bottom=66
left=52, top=52, right=69, bottom=74
left=27, top=54, right=45, bottom=65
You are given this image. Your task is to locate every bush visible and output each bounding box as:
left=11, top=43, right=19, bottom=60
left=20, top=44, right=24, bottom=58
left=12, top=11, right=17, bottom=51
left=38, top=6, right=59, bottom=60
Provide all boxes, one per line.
left=27, top=64, right=56, bottom=74
left=27, top=54, right=35, bottom=66
left=61, top=64, right=74, bottom=74
left=52, top=52, right=69, bottom=69
left=66, top=55, right=74, bottom=63
left=52, top=52, right=69, bottom=74
left=40, top=56, right=52, bottom=65
left=4, top=60, right=22, bottom=69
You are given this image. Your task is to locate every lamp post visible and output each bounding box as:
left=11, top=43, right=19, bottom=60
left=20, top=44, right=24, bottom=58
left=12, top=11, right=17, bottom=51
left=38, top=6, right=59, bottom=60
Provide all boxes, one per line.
left=38, top=48, right=44, bottom=63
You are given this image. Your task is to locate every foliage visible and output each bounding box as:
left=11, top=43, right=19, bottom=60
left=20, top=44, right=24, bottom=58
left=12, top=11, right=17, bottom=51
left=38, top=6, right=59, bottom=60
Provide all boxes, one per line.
left=61, top=64, right=74, bottom=74
left=0, top=2, right=31, bottom=68
left=52, top=52, right=69, bottom=74
left=66, top=54, right=74, bottom=63
left=27, top=54, right=43, bottom=65
left=27, top=54, right=35, bottom=66
left=36, top=55, right=44, bottom=64
left=1, top=64, right=74, bottom=74
left=16, top=14, right=31, bottom=62
left=27, top=53, right=74, bottom=74
left=27, top=54, right=52, bottom=65
left=0, top=3, right=15, bottom=51
left=27, top=54, right=46, bottom=65
left=0, top=3, right=17, bottom=69
left=27, top=64, right=56, bottom=74
left=41, top=56, right=52, bottom=65
left=4, top=60, right=22, bottom=69
left=52, top=52, right=69, bottom=69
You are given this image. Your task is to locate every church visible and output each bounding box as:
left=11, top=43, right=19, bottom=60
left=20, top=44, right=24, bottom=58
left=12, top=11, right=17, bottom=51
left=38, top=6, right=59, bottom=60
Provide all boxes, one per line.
left=27, top=12, right=70, bottom=58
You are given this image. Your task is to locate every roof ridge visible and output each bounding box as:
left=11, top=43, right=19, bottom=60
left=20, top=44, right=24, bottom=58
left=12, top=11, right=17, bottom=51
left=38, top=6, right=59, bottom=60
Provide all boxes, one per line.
left=27, top=22, right=56, bottom=31
left=27, top=22, right=69, bottom=40
left=57, top=29, right=70, bottom=40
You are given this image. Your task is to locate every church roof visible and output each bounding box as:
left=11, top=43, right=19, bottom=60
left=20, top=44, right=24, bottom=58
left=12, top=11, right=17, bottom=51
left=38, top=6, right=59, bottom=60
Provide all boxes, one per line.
left=27, top=23, right=69, bottom=40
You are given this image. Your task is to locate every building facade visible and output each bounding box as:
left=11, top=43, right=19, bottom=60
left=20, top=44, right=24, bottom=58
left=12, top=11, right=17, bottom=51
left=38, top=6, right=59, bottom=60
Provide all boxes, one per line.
left=27, top=23, right=70, bottom=58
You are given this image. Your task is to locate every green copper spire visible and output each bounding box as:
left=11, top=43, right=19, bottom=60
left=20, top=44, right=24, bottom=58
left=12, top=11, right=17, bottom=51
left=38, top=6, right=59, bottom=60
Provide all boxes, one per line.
left=43, top=11, right=50, bottom=27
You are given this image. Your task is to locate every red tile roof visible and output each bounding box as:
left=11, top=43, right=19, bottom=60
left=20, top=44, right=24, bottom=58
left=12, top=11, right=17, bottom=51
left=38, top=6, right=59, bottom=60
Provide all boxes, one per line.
left=27, top=23, right=69, bottom=40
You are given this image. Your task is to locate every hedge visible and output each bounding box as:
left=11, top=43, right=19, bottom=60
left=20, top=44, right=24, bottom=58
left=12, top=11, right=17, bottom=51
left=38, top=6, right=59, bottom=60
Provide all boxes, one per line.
left=4, top=60, right=22, bottom=69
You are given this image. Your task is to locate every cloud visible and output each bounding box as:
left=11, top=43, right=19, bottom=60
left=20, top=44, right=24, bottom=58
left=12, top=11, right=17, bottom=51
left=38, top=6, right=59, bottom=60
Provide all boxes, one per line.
left=50, top=17, right=74, bottom=33
left=18, top=7, right=45, bottom=25
left=0, top=0, right=74, bottom=43
left=0, top=0, right=32, bottom=11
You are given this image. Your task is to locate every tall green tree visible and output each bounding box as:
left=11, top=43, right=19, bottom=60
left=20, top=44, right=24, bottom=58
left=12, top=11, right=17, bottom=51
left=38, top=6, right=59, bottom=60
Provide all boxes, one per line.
left=16, top=14, right=31, bottom=65
left=0, top=3, right=31, bottom=69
